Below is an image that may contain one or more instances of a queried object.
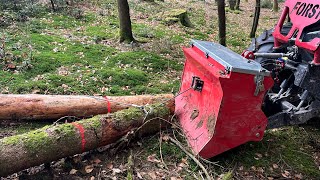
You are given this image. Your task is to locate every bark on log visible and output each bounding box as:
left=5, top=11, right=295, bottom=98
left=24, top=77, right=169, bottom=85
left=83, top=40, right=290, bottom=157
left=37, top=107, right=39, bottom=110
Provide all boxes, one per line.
left=0, top=100, right=175, bottom=177
left=0, top=94, right=173, bottom=121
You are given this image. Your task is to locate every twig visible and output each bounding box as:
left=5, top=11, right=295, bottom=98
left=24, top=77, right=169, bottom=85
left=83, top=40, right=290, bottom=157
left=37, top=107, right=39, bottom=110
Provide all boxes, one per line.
left=159, top=131, right=169, bottom=170
left=168, top=136, right=212, bottom=180
left=126, top=150, right=134, bottom=180
left=199, top=171, right=205, bottom=179
left=53, top=116, right=80, bottom=125
left=135, top=116, right=176, bottom=133
left=199, top=156, right=223, bottom=168
left=279, top=154, right=292, bottom=170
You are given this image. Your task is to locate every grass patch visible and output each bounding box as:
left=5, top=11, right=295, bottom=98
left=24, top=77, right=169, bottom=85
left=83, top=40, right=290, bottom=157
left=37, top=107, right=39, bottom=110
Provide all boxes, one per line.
left=213, top=126, right=320, bottom=179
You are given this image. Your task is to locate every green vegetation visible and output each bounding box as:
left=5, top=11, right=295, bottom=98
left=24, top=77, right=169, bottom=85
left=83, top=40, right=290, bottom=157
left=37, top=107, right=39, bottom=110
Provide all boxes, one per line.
left=215, top=126, right=320, bottom=178
left=0, top=0, right=319, bottom=179
left=1, top=126, right=53, bottom=152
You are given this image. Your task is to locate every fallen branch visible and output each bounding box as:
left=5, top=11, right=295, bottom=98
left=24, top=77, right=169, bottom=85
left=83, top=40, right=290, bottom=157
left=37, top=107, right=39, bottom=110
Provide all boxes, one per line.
left=168, top=136, right=212, bottom=180
left=0, top=94, right=173, bottom=121
left=0, top=100, right=174, bottom=177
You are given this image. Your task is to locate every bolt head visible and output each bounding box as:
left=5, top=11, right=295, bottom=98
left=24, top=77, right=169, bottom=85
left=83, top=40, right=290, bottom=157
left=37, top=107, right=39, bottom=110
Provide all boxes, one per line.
left=255, top=133, right=260, bottom=137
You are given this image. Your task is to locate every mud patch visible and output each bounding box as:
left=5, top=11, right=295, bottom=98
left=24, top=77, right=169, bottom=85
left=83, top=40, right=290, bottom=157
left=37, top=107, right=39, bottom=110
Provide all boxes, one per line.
left=207, top=115, right=216, bottom=136
left=190, top=109, right=199, bottom=121
left=196, top=117, right=204, bottom=129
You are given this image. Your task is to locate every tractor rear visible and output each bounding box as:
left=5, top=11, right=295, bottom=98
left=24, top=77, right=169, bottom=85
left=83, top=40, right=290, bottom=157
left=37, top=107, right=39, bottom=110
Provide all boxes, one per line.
left=176, top=0, right=320, bottom=158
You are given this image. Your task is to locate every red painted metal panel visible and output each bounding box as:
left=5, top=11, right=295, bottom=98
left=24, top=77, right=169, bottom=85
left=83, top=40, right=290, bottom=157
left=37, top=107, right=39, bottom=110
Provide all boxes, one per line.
left=175, top=45, right=273, bottom=158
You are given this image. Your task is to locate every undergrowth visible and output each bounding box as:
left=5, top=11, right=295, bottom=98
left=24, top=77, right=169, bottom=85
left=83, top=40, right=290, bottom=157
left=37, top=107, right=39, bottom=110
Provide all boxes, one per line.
left=0, top=0, right=319, bottom=179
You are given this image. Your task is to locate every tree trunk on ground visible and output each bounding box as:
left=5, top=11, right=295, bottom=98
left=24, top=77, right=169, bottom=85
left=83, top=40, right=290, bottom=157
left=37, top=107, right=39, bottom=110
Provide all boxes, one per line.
left=235, top=0, right=240, bottom=10
left=0, top=100, right=174, bottom=177
left=273, top=0, right=278, bottom=12
left=250, top=0, right=260, bottom=38
left=217, top=0, right=226, bottom=46
left=0, top=94, right=173, bottom=121
left=117, top=0, right=135, bottom=43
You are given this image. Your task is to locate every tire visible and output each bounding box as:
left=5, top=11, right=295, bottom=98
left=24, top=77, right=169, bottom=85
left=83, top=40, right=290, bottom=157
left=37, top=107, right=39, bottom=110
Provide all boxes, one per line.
left=247, top=23, right=292, bottom=65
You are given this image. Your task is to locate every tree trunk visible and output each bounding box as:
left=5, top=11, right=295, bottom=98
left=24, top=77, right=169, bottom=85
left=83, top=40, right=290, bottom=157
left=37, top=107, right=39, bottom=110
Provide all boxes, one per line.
left=0, top=100, right=174, bottom=177
left=273, top=0, right=278, bottom=12
left=229, top=0, right=236, bottom=10
left=0, top=94, right=173, bottom=121
left=50, top=0, right=56, bottom=11
left=250, top=0, right=260, bottom=38
left=235, top=0, right=240, bottom=10
left=117, top=0, right=135, bottom=43
left=217, top=0, right=226, bottom=46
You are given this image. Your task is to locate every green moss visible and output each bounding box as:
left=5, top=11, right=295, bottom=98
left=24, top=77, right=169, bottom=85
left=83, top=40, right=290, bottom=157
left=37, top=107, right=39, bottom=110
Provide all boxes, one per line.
left=107, top=51, right=181, bottom=72
left=53, top=124, right=76, bottom=136
left=114, top=107, right=144, bottom=121
left=1, top=135, right=21, bottom=145
left=84, top=26, right=116, bottom=39
left=23, top=127, right=53, bottom=151
left=149, top=103, right=170, bottom=117
left=78, top=116, right=102, bottom=130
left=133, top=23, right=166, bottom=39
left=112, top=107, right=144, bottom=130
left=1, top=126, right=53, bottom=152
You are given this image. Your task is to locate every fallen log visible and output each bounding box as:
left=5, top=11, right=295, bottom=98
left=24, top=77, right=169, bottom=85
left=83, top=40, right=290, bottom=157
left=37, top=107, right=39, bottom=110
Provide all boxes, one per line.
left=0, top=94, right=173, bottom=121
left=0, top=99, right=175, bottom=177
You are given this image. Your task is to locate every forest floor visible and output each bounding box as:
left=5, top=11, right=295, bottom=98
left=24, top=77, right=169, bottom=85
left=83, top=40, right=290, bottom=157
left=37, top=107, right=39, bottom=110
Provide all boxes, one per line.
left=0, top=0, right=320, bottom=179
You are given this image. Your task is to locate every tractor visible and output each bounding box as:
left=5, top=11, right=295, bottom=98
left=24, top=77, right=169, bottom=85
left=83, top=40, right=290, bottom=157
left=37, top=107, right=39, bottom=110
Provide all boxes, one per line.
left=175, top=0, right=320, bottom=159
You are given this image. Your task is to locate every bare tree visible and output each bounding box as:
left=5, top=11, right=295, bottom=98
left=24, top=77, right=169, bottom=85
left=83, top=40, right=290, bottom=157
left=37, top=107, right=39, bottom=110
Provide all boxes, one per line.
left=229, top=0, right=236, bottom=10
left=235, top=0, right=240, bottom=10
left=217, top=0, right=226, bottom=46
left=250, top=0, right=260, bottom=38
left=117, top=0, right=135, bottom=43
left=273, top=0, right=278, bottom=12
left=50, top=0, right=56, bottom=11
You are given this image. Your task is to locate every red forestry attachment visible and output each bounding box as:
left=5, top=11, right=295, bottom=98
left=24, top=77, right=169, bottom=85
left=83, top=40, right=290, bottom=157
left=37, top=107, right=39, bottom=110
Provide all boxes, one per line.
left=175, top=40, right=273, bottom=159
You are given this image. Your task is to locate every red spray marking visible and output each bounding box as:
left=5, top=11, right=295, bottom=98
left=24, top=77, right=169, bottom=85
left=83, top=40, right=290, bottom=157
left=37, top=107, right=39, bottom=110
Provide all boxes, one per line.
left=104, top=96, right=111, bottom=113
left=71, top=122, right=86, bottom=152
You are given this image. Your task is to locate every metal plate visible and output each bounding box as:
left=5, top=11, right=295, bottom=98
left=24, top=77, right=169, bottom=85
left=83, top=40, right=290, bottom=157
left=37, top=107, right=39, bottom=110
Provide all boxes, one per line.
left=175, top=46, right=274, bottom=158
left=191, top=40, right=270, bottom=76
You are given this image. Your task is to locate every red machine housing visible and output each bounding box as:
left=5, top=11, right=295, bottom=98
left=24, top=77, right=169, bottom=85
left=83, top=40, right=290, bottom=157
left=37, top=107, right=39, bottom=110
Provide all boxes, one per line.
left=273, top=0, right=320, bottom=64
left=175, top=40, right=273, bottom=159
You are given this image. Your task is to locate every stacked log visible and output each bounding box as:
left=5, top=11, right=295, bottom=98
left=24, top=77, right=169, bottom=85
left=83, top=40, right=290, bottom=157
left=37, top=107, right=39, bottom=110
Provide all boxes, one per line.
left=0, top=94, right=173, bottom=120
left=0, top=94, right=174, bottom=177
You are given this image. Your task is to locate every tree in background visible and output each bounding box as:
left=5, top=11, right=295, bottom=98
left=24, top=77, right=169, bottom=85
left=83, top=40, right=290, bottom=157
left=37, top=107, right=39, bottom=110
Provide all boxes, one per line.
left=273, top=0, right=278, bottom=12
left=117, top=0, right=135, bottom=43
left=229, top=0, right=236, bottom=10
left=250, top=0, right=260, bottom=38
left=217, top=0, right=226, bottom=46
left=235, top=0, right=240, bottom=10
left=50, top=0, right=56, bottom=11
